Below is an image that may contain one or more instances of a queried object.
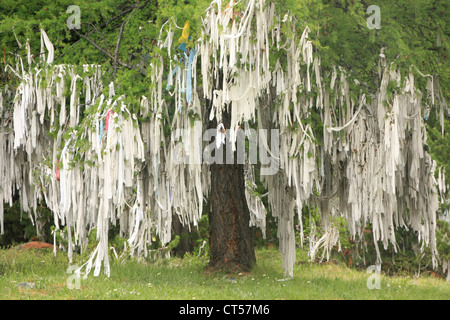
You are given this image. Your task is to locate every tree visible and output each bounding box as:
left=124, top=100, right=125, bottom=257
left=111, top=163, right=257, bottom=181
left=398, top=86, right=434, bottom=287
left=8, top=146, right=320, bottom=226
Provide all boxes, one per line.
left=0, top=0, right=448, bottom=279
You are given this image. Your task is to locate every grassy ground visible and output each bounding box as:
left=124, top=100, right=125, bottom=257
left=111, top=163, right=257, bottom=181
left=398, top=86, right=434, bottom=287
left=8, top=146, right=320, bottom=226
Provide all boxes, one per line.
left=0, top=246, right=448, bottom=300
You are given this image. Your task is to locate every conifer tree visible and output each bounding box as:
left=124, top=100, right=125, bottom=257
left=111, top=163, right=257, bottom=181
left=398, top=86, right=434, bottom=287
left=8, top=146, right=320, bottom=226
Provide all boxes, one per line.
left=0, top=0, right=448, bottom=278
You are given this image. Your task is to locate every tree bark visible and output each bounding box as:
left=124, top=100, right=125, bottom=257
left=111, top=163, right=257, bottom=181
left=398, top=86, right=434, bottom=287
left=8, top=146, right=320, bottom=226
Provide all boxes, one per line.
left=207, top=108, right=256, bottom=272
left=209, top=162, right=256, bottom=272
left=171, top=213, right=193, bottom=257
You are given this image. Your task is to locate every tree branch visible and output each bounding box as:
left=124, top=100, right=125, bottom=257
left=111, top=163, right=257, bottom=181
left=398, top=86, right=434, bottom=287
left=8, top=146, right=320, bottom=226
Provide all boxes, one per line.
left=86, top=22, right=110, bottom=47
left=56, top=0, right=151, bottom=62
left=113, top=21, right=126, bottom=79
left=73, top=29, right=147, bottom=76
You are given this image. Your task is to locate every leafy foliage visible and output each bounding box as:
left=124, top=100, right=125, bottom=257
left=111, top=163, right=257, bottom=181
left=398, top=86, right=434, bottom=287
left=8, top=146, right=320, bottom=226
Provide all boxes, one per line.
left=279, top=0, right=449, bottom=97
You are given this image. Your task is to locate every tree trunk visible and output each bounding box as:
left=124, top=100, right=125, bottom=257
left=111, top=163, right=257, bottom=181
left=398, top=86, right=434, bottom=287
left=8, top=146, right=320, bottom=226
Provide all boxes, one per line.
left=171, top=213, right=193, bottom=257
left=207, top=108, right=256, bottom=272
left=209, top=161, right=256, bottom=272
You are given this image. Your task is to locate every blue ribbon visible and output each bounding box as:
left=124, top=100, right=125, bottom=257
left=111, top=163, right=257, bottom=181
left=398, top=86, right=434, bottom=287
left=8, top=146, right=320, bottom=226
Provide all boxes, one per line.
left=178, top=43, right=187, bottom=52
left=186, top=49, right=197, bottom=104
left=99, top=120, right=103, bottom=142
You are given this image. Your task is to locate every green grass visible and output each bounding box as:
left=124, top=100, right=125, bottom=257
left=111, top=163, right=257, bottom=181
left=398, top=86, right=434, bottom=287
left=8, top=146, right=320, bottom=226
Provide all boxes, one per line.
left=0, top=247, right=448, bottom=300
